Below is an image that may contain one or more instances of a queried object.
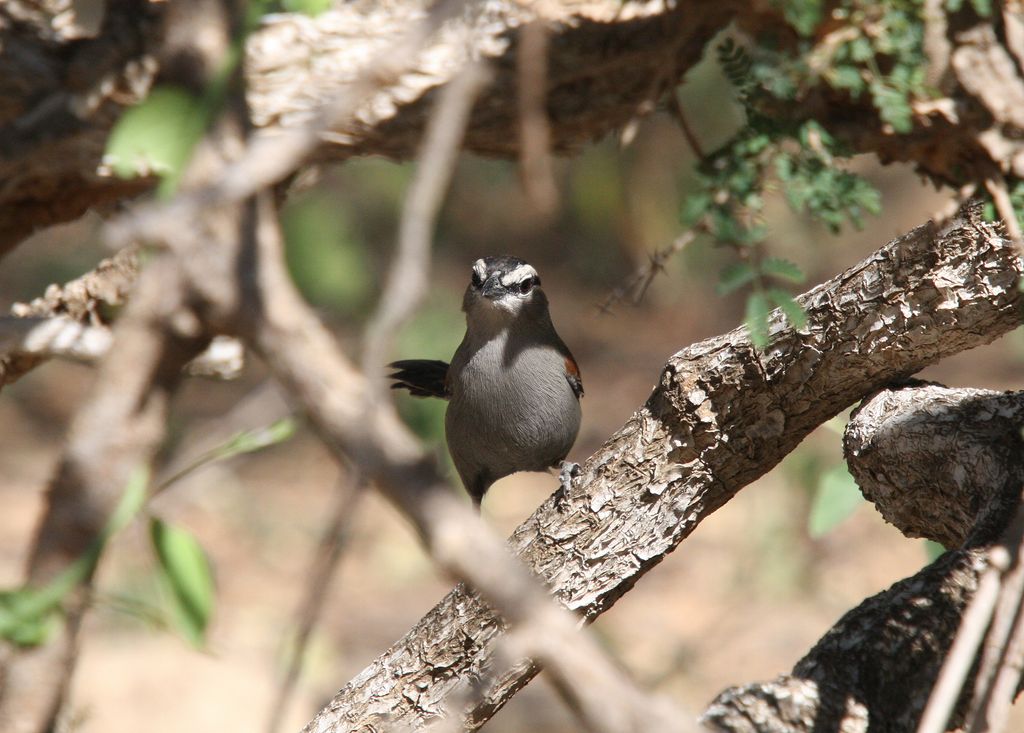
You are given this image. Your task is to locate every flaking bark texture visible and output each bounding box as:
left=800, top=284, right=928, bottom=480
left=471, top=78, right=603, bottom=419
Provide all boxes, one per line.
left=845, top=383, right=1024, bottom=549
left=0, top=245, right=139, bottom=388
left=304, top=216, right=1023, bottom=731
left=703, top=549, right=987, bottom=733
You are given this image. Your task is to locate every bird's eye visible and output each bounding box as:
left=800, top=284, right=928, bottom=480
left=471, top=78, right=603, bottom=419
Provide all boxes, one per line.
left=519, top=277, right=536, bottom=295
left=471, top=270, right=484, bottom=288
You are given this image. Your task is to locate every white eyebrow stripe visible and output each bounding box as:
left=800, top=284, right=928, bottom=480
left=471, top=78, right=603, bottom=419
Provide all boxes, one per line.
left=472, top=259, right=488, bottom=279
left=500, top=264, right=538, bottom=286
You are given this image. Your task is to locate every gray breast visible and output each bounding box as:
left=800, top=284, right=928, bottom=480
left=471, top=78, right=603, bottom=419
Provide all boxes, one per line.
left=445, top=332, right=581, bottom=488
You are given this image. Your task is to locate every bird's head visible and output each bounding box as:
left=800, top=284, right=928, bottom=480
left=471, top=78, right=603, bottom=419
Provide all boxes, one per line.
left=462, top=256, right=548, bottom=326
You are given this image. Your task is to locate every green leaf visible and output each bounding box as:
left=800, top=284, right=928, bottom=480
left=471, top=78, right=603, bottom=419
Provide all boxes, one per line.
left=104, top=87, right=207, bottom=196
left=744, top=290, right=771, bottom=348
left=216, top=417, right=297, bottom=458
left=870, top=80, right=913, bottom=133
left=760, top=257, right=805, bottom=284
left=717, top=261, right=758, bottom=295
left=829, top=64, right=866, bottom=94
left=808, top=465, right=864, bottom=537
left=680, top=192, right=712, bottom=227
left=0, top=467, right=149, bottom=647
left=778, top=0, right=823, bottom=36
left=159, top=417, right=297, bottom=491
left=281, top=0, right=332, bottom=15
left=150, top=519, right=215, bottom=648
left=767, top=287, right=808, bottom=330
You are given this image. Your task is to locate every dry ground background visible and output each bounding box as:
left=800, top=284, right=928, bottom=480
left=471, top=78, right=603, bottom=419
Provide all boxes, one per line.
left=1, top=108, right=1022, bottom=731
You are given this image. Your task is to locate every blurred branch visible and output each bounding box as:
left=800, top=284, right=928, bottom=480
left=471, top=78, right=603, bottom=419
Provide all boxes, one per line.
left=105, top=0, right=464, bottom=253
left=361, top=61, right=491, bottom=383
left=965, top=505, right=1024, bottom=733
left=266, top=474, right=367, bottom=733
left=0, top=316, right=243, bottom=383
left=517, top=19, right=558, bottom=217
left=917, top=544, right=1009, bottom=733
left=0, top=2, right=245, bottom=731
left=0, top=315, right=113, bottom=362
left=0, top=245, right=139, bottom=388
left=0, top=253, right=206, bottom=733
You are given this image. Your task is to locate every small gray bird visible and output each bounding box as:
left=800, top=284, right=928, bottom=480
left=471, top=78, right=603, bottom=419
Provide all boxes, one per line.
left=389, top=256, right=583, bottom=506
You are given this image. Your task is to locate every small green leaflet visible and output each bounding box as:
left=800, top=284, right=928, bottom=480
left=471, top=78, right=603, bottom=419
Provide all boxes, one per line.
left=808, top=464, right=864, bottom=537
left=150, top=519, right=215, bottom=648
left=767, top=287, right=808, bottom=330
left=760, top=257, right=805, bottom=284
left=718, top=262, right=758, bottom=295
left=744, top=290, right=770, bottom=348
left=158, top=417, right=297, bottom=491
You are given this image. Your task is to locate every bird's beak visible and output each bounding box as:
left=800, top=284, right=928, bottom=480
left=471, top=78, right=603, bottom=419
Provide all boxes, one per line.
left=482, top=274, right=504, bottom=300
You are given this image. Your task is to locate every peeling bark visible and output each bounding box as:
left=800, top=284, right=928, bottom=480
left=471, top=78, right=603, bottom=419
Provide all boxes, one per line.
left=302, top=215, right=1023, bottom=730
left=845, top=383, right=1024, bottom=549
left=0, top=245, right=139, bottom=387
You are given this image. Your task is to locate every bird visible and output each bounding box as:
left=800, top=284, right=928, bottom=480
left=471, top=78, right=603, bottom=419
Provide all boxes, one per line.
left=389, top=255, right=583, bottom=507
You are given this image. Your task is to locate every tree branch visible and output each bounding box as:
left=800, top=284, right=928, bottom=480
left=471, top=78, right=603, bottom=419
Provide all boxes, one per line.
left=302, top=210, right=1022, bottom=728
left=845, top=382, right=1024, bottom=549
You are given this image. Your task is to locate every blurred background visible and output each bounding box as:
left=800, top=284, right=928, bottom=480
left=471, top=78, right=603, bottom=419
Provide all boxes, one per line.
left=1, top=48, right=1022, bottom=733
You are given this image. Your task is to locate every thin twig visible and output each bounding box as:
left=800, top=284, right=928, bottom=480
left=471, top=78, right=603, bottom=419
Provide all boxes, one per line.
left=265, top=474, right=367, bottom=733
left=597, top=228, right=699, bottom=314
left=666, top=90, right=705, bottom=160
left=984, top=174, right=1024, bottom=246
left=518, top=19, right=558, bottom=216
left=967, top=494, right=1024, bottom=733
left=361, top=61, right=491, bottom=384
left=931, top=183, right=978, bottom=227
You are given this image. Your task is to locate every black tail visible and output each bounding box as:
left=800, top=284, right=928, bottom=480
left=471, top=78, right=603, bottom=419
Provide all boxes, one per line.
left=387, top=359, right=450, bottom=399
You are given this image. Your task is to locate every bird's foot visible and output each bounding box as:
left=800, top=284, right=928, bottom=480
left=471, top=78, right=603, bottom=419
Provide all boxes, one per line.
left=558, top=460, right=580, bottom=491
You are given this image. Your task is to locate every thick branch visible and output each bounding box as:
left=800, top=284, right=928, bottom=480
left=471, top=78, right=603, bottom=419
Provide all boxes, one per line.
left=308, top=213, right=1022, bottom=728
left=845, top=383, right=1024, bottom=548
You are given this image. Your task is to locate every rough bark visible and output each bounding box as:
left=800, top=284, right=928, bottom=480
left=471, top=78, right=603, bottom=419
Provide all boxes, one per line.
left=703, top=549, right=987, bottom=733
left=300, top=215, right=1023, bottom=730
left=5, top=1, right=1024, bottom=253
left=845, top=382, right=1024, bottom=549
left=0, top=245, right=139, bottom=388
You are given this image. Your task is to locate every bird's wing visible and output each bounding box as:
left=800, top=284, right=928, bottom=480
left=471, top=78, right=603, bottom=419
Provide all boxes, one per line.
left=562, top=352, right=584, bottom=399
left=387, top=359, right=451, bottom=399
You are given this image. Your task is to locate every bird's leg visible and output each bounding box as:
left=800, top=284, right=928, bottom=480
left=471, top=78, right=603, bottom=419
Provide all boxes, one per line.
left=553, top=461, right=580, bottom=513
left=558, top=460, right=580, bottom=491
